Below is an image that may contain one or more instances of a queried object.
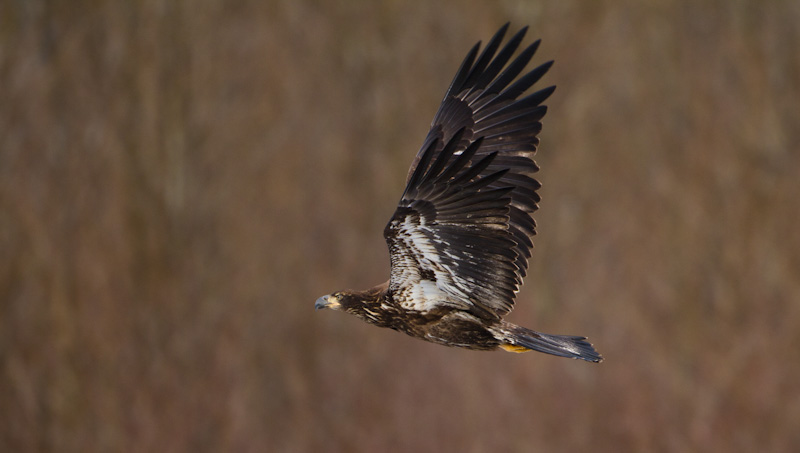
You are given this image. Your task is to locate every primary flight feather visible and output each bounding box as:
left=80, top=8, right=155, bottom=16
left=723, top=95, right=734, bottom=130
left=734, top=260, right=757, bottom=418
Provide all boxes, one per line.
left=316, top=23, right=602, bottom=362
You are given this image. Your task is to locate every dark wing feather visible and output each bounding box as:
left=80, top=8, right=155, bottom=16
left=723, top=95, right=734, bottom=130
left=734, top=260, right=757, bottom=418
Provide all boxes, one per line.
left=389, top=24, right=553, bottom=317
left=385, top=133, right=518, bottom=319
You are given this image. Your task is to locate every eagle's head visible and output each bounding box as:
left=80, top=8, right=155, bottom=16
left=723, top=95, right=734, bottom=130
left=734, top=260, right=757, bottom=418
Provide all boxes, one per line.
left=315, top=292, right=346, bottom=311
left=315, top=284, right=391, bottom=326
left=315, top=291, right=371, bottom=315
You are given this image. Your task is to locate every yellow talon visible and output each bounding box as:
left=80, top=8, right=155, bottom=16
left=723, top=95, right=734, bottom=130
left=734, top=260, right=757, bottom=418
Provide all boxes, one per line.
left=500, top=344, right=531, bottom=353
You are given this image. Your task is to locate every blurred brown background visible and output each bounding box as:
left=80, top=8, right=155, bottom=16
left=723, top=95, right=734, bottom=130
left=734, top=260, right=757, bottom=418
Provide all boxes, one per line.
left=2, top=0, right=799, bottom=451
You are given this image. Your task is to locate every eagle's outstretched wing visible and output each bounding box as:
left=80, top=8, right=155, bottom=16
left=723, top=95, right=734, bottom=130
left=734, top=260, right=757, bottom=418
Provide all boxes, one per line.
left=384, top=24, right=554, bottom=320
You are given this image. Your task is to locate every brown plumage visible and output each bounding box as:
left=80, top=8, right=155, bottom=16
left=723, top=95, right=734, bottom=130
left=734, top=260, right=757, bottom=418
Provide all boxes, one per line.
left=316, top=24, right=602, bottom=362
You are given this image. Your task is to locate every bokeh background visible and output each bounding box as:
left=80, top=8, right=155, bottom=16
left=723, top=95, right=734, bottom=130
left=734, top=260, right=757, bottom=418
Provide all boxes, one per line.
left=2, top=0, right=799, bottom=451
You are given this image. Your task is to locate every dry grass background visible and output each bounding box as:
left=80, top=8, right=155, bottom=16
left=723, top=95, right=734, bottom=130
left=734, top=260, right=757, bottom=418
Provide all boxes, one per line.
left=2, top=0, right=799, bottom=451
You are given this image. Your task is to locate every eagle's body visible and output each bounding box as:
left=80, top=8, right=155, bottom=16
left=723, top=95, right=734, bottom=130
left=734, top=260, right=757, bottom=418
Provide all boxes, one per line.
left=316, top=24, right=602, bottom=362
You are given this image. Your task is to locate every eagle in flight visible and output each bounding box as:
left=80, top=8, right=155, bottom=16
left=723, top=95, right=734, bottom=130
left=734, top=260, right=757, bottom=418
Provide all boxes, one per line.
left=316, top=24, right=602, bottom=362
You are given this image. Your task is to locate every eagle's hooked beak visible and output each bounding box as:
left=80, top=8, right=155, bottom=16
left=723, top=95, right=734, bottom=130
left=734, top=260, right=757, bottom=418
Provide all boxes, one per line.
left=315, top=294, right=340, bottom=310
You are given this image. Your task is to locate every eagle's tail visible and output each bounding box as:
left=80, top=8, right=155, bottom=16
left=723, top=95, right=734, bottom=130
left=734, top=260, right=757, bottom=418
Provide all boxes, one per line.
left=500, top=324, right=603, bottom=362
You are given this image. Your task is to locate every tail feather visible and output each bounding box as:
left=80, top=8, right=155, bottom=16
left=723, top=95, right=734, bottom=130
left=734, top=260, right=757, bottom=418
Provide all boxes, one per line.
left=503, top=325, right=603, bottom=362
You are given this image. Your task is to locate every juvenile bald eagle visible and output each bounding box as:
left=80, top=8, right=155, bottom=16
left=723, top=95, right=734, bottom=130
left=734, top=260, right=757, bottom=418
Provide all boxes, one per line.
left=316, top=24, right=602, bottom=362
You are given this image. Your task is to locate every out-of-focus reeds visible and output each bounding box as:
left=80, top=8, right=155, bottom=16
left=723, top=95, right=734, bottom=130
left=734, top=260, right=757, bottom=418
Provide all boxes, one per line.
left=1, top=1, right=798, bottom=451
